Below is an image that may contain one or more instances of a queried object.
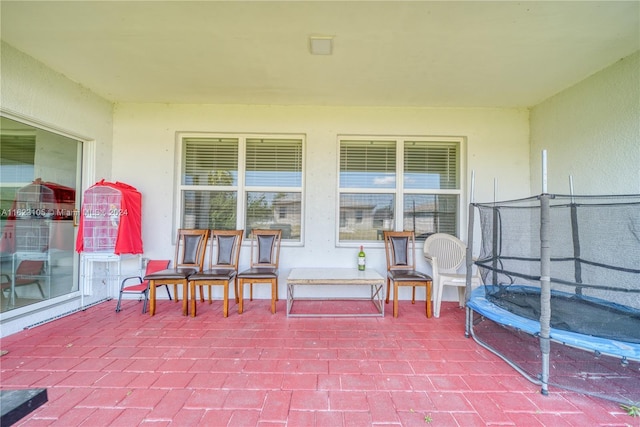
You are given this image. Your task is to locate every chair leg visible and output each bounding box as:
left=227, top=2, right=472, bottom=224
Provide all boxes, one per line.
left=181, top=281, right=189, bottom=316
left=174, top=284, right=179, bottom=302
left=426, top=281, right=432, bottom=318
left=457, top=287, right=465, bottom=308
left=433, top=278, right=444, bottom=318
left=385, top=278, right=391, bottom=304
left=116, top=289, right=124, bottom=312
left=36, top=281, right=46, bottom=299
left=190, top=282, right=197, bottom=318
left=250, top=284, right=253, bottom=301
left=142, top=289, right=149, bottom=314
left=223, top=282, right=229, bottom=318
left=234, top=278, right=239, bottom=304
left=238, top=280, right=245, bottom=314
left=393, top=281, right=399, bottom=318
left=271, top=280, right=277, bottom=314
left=164, top=285, right=173, bottom=300
left=149, top=281, right=157, bottom=316
left=411, top=286, right=416, bottom=304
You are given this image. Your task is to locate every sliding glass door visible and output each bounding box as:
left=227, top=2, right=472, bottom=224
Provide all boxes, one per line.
left=1, top=116, right=82, bottom=315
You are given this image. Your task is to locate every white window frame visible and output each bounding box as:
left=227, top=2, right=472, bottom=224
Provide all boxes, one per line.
left=336, top=134, right=465, bottom=247
left=176, top=132, right=305, bottom=244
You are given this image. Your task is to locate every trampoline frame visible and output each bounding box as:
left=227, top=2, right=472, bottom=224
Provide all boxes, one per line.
left=464, top=193, right=640, bottom=398
left=467, top=285, right=640, bottom=361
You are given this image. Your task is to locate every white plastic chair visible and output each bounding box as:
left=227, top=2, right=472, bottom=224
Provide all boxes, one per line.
left=423, top=233, right=482, bottom=318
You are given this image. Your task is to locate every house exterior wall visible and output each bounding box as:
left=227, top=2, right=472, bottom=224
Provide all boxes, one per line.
left=0, top=42, right=114, bottom=177
left=530, top=51, right=640, bottom=195
left=1, top=42, right=113, bottom=336
left=1, top=40, right=637, bottom=333
left=111, top=104, right=530, bottom=300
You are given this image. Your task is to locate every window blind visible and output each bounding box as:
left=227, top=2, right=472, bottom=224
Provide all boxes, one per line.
left=404, top=141, right=459, bottom=190
left=245, top=138, right=302, bottom=187
left=183, top=138, right=238, bottom=186
left=340, top=140, right=396, bottom=188
left=0, top=134, right=36, bottom=183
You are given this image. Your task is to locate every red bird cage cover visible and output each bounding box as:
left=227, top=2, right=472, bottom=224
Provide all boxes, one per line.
left=75, top=180, right=143, bottom=254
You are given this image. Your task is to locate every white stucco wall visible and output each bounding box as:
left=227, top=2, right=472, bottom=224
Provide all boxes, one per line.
left=530, top=51, right=640, bottom=195
left=0, top=42, right=114, bottom=180
left=2, top=40, right=637, bottom=332
left=0, top=42, right=114, bottom=336
left=112, top=103, right=530, bottom=301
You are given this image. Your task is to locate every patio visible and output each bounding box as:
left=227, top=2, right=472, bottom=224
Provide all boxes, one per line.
left=0, top=299, right=634, bottom=426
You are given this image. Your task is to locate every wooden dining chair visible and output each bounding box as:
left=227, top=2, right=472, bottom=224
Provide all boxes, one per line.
left=144, top=229, right=208, bottom=316
left=237, top=229, right=282, bottom=314
left=188, top=229, right=243, bottom=317
left=383, top=230, right=433, bottom=318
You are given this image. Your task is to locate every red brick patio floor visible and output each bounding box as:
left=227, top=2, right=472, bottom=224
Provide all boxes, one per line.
left=0, top=299, right=636, bottom=426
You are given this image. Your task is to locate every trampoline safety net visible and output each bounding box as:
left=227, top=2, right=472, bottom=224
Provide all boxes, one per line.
left=468, top=194, right=640, bottom=404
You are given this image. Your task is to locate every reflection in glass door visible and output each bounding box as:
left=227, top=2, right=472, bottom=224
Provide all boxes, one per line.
left=0, top=116, right=81, bottom=314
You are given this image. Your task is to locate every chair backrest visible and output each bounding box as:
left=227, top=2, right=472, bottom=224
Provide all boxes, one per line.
left=383, top=231, right=418, bottom=271
left=249, top=229, right=281, bottom=268
left=145, top=259, right=171, bottom=276
left=208, top=229, right=243, bottom=269
left=16, top=260, right=45, bottom=276
left=174, top=229, right=209, bottom=271
left=423, top=233, right=466, bottom=272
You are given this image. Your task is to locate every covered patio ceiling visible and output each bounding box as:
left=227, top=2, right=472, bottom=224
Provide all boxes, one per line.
left=1, top=1, right=639, bottom=108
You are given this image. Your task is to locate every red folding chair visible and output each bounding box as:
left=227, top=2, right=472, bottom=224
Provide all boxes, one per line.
left=115, top=259, right=170, bottom=313
left=1, top=260, right=46, bottom=301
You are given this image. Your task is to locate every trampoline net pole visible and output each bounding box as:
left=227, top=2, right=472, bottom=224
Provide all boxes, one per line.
left=465, top=202, right=476, bottom=338
left=539, top=194, right=551, bottom=395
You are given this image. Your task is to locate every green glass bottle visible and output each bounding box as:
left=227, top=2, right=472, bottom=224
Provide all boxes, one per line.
left=358, top=245, right=366, bottom=271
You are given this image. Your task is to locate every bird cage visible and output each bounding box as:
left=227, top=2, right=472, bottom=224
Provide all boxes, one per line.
left=14, top=182, right=54, bottom=253
left=79, top=185, right=121, bottom=252
left=15, top=220, right=50, bottom=253
left=76, top=180, right=143, bottom=254
left=1, top=179, right=76, bottom=253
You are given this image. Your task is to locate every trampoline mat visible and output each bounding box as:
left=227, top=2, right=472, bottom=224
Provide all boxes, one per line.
left=487, top=289, right=640, bottom=344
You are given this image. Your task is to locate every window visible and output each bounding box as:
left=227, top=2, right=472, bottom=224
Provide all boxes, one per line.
left=1, top=132, right=36, bottom=218
left=0, top=133, right=36, bottom=185
left=179, top=134, right=304, bottom=242
left=338, top=136, right=461, bottom=243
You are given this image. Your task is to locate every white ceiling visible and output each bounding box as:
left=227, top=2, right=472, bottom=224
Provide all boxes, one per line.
left=2, top=1, right=639, bottom=108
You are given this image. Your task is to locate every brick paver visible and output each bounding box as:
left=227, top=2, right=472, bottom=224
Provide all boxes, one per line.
left=0, top=299, right=630, bottom=426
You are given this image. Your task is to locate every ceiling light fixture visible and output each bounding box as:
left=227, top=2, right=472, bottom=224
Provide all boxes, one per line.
left=309, top=36, right=333, bottom=55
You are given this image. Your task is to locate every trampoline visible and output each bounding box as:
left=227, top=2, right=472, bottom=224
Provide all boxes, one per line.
left=465, top=194, right=640, bottom=404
